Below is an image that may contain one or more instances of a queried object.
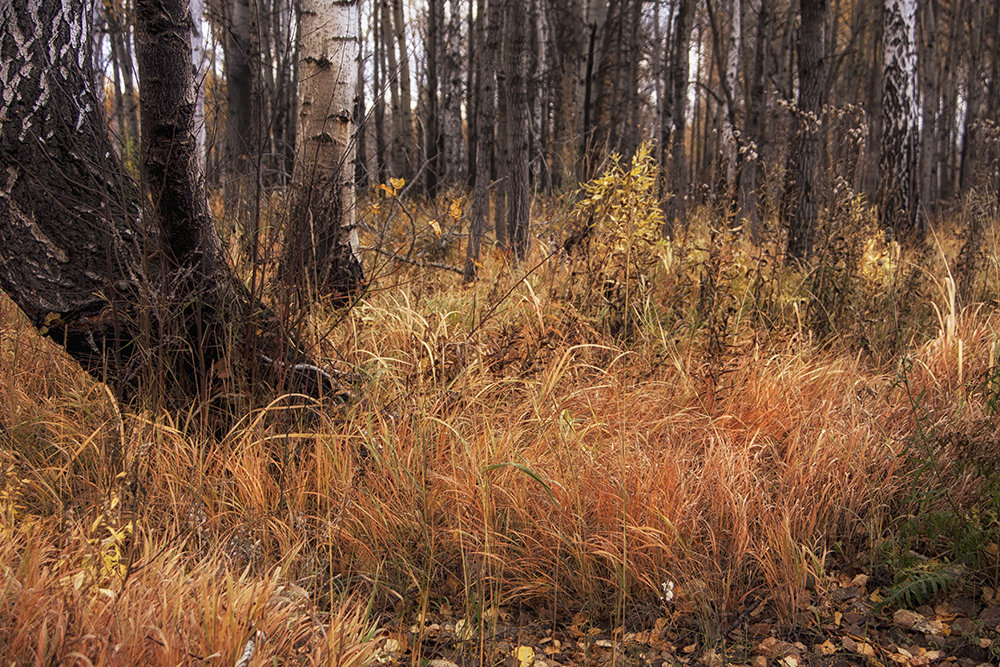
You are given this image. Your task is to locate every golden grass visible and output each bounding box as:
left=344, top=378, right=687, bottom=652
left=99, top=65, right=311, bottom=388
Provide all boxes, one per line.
left=1, top=201, right=999, bottom=661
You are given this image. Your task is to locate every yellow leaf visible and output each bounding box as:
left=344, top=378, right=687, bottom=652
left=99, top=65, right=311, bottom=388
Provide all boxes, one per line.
left=389, top=177, right=405, bottom=190
left=515, top=646, right=535, bottom=667
left=449, top=199, right=462, bottom=222
left=429, top=220, right=442, bottom=238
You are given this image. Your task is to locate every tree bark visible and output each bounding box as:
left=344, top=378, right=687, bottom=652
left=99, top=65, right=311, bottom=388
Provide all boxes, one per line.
left=442, top=0, right=466, bottom=185
left=499, top=0, right=531, bottom=260
left=1, top=0, right=334, bottom=411
left=786, top=0, right=826, bottom=262
left=425, top=0, right=443, bottom=196
left=1, top=0, right=145, bottom=392
left=741, top=0, right=773, bottom=242
left=879, top=0, right=922, bottom=238
left=190, top=0, right=207, bottom=169
left=223, top=0, right=255, bottom=191
left=663, top=0, right=695, bottom=238
left=280, top=0, right=367, bottom=302
left=464, top=0, right=498, bottom=280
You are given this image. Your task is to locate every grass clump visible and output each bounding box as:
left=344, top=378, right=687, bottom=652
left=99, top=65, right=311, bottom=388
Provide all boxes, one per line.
left=1, top=176, right=999, bottom=659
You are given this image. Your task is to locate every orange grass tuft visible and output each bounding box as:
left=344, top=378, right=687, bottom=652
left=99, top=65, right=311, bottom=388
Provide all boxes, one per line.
left=2, top=202, right=999, bottom=657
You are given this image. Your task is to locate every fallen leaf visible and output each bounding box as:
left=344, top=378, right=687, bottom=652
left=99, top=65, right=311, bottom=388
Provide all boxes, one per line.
left=841, top=636, right=873, bottom=656
left=515, top=645, right=535, bottom=667
left=894, top=609, right=926, bottom=629
left=813, top=640, right=836, bottom=655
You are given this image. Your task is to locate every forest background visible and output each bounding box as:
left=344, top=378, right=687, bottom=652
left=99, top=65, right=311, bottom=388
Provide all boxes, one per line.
left=1, top=0, right=1000, bottom=663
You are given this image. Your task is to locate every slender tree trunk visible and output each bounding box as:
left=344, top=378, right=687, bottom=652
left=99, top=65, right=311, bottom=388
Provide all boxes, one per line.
left=741, top=0, right=772, bottom=242
left=722, top=0, right=742, bottom=201
left=223, top=0, right=255, bottom=193
left=190, top=0, right=207, bottom=169
left=464, top=0, right=498, bottom=280
left=426, top=0, right=443, bottom=196
left=280, top=0, right=366, bottom=301
left=664, top=0, right=694, bottom=238
left=959, top=0, right=986, bottom=192
left=502, top=0, right=531, bottom=259
left=466, top=0, right=478, bottom=181
left=373, top=2, right=389, bottom=183
left=786, top=0, right=826, bottom=261
left=380, top=0, right=402, bottom=176
left=442, top=0, right=466, bottom=185
left=392, top=0, right=415, bottom=176
left=355, top=2, right=369, bottom=189
left=879, top=0, right=922, bottom=238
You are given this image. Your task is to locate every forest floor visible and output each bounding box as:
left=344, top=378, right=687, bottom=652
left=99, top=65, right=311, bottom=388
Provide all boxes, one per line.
left=2, top=181, right=1000, bottom=664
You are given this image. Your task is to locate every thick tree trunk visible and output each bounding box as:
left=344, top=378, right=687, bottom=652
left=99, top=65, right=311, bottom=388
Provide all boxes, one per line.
left=786, top=0, right=826, bottom=262
left=280, top=0, right=366, bottom=302
left=1, top=0, right=145, bottom=391
left=1, top=0, right=332, bottom=410
left=879, top=0, right=922, bottom=238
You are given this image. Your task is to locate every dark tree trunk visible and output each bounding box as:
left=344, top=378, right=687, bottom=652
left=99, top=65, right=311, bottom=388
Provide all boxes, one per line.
left=425, top=0, right=443, bottom=197
left=663, top=0, right=695, bottom=238
left=1, top=0, right=145, bottom=392
left=786, top=0, right=826, bottom=262
left=373, top=2, right=389, bottom=184
left=464, top=0, right=499, bottom=280
left=546, top=0, right=584, bottom=190
left=502, top=0, right=532, bottom=260
left=741, top=0, right=773, bottom=242
left=223, top=0, right=255, bottom=192
left=1, top=0, right=334, bottom=412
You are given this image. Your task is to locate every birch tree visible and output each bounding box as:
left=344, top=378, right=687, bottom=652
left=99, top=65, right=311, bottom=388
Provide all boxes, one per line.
left=879, top=0, right=921, bottom=237
left=280, top=0, right=366, bottom=300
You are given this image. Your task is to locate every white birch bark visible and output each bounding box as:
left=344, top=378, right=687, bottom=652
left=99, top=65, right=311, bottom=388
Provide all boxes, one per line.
left=190, top=0, right=207, bottom=169
left=722, top=0, right=741, bottom=192
left=880, top=0, right=922, bottom=236
left=282, top=0, right=366, bottom=298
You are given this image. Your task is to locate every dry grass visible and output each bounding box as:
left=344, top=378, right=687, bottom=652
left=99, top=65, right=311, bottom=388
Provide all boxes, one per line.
left=2, top=193, right=999, bottom=662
